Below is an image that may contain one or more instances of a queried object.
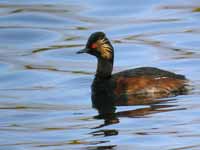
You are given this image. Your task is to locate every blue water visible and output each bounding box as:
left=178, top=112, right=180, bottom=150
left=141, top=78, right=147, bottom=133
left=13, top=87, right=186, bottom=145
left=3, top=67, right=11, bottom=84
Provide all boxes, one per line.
left=0, top=0, right=200, bottom=149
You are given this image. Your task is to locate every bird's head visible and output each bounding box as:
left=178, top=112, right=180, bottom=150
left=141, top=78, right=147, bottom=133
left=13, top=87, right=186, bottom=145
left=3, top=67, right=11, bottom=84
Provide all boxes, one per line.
left=77, top=32, right=114, bottom=61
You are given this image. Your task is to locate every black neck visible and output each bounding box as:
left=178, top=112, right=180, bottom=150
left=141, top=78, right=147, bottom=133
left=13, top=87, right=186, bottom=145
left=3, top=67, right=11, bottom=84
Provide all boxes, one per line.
left=96, top=58, right=113, bottom=78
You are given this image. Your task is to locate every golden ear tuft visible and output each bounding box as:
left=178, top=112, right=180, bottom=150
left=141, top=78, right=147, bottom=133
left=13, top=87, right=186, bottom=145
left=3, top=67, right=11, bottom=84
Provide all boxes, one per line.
left=97, top=38, right=112, bottom=59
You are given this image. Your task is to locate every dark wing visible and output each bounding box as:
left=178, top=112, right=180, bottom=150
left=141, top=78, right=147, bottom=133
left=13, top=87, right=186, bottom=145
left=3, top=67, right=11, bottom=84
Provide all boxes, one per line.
left=112, top=67, right=186, bottom=80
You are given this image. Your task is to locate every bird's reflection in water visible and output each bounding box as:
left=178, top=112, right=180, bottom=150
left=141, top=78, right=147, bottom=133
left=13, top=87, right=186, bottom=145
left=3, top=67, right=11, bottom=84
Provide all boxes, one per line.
left=92, top=93, right=186, bottom=128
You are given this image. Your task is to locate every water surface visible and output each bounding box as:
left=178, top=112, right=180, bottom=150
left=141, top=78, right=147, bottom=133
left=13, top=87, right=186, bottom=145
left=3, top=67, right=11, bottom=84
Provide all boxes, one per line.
left=0, top=0, right=200, bottom=149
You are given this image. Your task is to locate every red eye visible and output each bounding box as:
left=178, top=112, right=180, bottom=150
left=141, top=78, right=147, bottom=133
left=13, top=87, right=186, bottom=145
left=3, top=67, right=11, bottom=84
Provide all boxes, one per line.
left=91, top=43, right=97, bottom=49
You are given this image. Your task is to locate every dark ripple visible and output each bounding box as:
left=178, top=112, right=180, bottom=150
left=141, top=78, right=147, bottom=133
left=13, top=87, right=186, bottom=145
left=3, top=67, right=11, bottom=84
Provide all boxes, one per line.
left=0, top=12, right=77, bottom=28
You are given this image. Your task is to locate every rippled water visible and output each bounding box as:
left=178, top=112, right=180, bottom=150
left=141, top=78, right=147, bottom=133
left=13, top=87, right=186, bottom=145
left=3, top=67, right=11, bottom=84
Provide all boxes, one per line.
left=0, top=0, right=200, bottom=149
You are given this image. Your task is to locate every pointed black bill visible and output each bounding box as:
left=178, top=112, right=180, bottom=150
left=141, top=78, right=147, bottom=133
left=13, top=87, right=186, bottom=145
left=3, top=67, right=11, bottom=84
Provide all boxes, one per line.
left=76, top=48, right=89, bottom=54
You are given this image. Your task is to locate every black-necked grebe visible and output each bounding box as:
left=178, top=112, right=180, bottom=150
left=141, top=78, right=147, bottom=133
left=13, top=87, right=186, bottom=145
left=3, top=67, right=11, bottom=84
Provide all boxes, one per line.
left=77, top=32, right=187, bottom=114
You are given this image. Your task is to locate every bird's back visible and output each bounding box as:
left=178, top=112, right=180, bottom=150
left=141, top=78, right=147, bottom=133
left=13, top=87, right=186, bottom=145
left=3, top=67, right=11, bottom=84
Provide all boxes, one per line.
left=111, top=67, right=187, bottom=98
left=112, top=67, right=186, bottom=79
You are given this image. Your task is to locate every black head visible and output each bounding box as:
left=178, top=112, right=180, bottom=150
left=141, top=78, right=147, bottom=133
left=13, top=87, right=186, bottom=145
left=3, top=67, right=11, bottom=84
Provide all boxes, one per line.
left=77, top=32, right=114, bottom=60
